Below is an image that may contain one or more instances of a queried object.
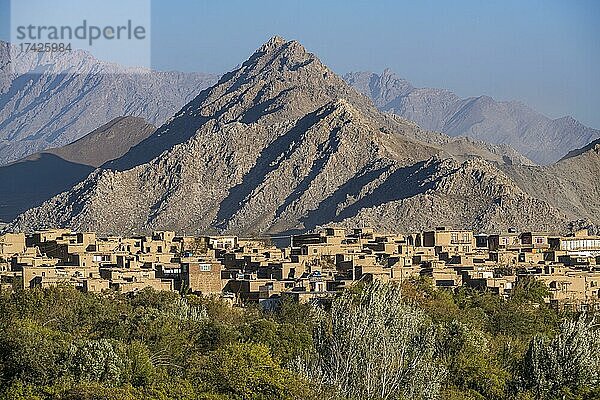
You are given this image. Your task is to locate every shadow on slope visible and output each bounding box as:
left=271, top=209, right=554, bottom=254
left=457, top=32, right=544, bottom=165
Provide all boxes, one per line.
left=0, top=116, right=156, bottom=222
left=0, top=153, right=94, bottom=221
left=215, top=107, right=335, bottom=229
left=102, top=88, right=213, bottom=172
left=299, top=159, right=439, bottom=230
left=560, top=138, right=600, bottom=161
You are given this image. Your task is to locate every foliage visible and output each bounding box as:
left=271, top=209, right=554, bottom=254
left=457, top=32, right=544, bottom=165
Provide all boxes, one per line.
left=437, top=320, right=509, bottom=399
left=300, top=282, right=445, bottom=400
left=511, top=276, right=550, bottom=304
left=0, top=280, right=596, bottom=399
left=190, top=342, right=314, bottom=399
left=519, top=316, right=600, bottom=399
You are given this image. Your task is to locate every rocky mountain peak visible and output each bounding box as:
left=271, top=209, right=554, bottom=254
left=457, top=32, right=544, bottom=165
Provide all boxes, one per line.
left=555, top=115, right=577, bottom=125
left=104, top=36, right=387, bottom=172
left=258, top=35, right=288, bottom=51
left=328, top=98, right=358, bottom=118
left=7, top=37, right=598, bottom=236
left=345, top=69, right=600, bottom=164
left=382, top=68, right=394, bottom=77
left=0, top=41, right=218, bottom=165
left=343, top=70, right=413, bottom=109
left=241, top=36, right=320, bottom=75
left=179, top=36, right=380, bottom=127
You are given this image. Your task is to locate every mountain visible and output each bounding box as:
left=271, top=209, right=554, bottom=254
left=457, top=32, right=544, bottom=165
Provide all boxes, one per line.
left=0, top=41, right=218, bottom=165
left=0, top=116, right=155, bottom=223
left=7, top=37, right=596, bottom=236
left=499, top=140, right=600, bottom=232
left=344, top=70, right=600, bottom=165
left=560, top=138, right=600, bottom=161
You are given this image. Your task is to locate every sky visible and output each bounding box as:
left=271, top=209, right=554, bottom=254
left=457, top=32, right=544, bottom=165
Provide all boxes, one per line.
left=0, top=0, right=599, bottom=128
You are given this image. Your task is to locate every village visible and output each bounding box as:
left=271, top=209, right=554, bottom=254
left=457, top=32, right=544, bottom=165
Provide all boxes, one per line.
left=0, top=226, right=599, bottom=310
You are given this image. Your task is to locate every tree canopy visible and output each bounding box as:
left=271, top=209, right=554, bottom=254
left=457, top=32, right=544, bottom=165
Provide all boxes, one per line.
left=0, top=280, right=596, bottom=400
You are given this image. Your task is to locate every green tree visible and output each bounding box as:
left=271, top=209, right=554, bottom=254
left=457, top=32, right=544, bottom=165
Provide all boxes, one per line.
left=511, top=277, right=550, bottom=305
left=301, top=282, right=446, bottom=400
left=0, top=318, right=70, bottom=387
left=437, top=320, right=509, bottom=400
left=123, top=341, right=155, bottom=387
left=519, top=315, right=600, bottom=399
left=67, top=339, right=126, bottom=385
left=190, top=342, right=312, bottom=399
left=240, top=318, right=313, bottom=364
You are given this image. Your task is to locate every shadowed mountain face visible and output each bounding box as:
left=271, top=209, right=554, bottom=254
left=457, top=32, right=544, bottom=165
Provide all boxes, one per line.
left=0, top=154, right=94, bottom=223
left=0, top=117, right=155, bottom=222
left=500, top=141, right=600, bottom=232
left=560, top=138, right=600, bottom=161
left=0, top=41, right=218, bottom=165
left=7, top=37, right=598, bottom=235
left=345, top=70, right=600, bottom=165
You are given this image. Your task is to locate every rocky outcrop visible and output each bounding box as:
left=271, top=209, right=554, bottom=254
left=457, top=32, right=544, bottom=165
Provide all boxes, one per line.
left=500, top=141, right=600, bottom=231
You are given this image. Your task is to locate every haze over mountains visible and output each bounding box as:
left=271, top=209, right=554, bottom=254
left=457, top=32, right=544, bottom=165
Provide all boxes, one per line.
left=0, top=41, right=218, bottom=165
left=2, top=39, right=595, bottom=169
left=7, top=37, right=599, bottom=236
left=345, top=70, right=600, bottom=165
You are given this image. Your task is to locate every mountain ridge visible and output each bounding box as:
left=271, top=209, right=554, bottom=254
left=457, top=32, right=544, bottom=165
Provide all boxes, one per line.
left=0, top=116, right=155, bottom=223
left=344, top=70, right=600, bottom=165
left=6, top=37, right=598, bottom=236
left=0, top=40, right=218, bottom=165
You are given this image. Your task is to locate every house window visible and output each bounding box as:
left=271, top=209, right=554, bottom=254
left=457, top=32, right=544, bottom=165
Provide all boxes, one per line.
left=200, top=264, right=211, bottom=272
left=535, top=237, right=544, bottom=244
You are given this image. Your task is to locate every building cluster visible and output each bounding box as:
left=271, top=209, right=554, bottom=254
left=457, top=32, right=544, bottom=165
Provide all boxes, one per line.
left=1, top=227, right=599, bottom=309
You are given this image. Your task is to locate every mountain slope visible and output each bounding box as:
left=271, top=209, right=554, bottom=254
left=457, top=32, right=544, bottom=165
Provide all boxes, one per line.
left=331, top=157, right=570, bottom=233
left=499, top=140, right=600, bottom=231
left=7, top=37, right=589, bottom=235
left=0, top=117, right=155, bottom=222
left=0, top=41, right=218, bottom=165
left=345, top=70, right=600, bottom=165
left=560, top=138, right=600, bottom=161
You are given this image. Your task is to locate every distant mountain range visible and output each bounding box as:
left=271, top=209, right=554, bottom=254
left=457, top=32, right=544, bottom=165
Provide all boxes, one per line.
left=344, top=69, right=600, bottom=165
left=2, top=40, right=595, bottom=169
left=7, top=37, right=599, bottom=235
left=0, top=116, right=155, bottom=222
left=0, top=41, right=218, bottom=165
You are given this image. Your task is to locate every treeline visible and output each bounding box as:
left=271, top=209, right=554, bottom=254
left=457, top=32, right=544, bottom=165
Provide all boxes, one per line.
left=0, top=278, right=598, bottom=400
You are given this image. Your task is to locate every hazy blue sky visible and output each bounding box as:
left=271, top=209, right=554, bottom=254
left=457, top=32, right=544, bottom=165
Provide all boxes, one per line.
left=1, top=0, right=599, bottom=128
